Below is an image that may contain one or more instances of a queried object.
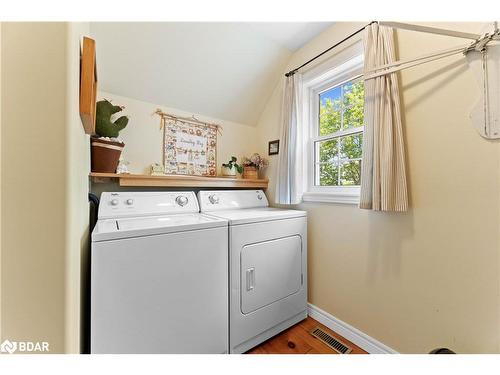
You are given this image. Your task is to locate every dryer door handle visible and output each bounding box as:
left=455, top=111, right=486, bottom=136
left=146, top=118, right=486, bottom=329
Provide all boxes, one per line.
left=246, top=268, right=255, bottom=292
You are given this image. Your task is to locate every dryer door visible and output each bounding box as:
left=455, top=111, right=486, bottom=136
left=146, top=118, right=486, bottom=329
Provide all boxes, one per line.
left=240, top=235, right=302, bottom=314
left=229, top=216, right=307, bottom=353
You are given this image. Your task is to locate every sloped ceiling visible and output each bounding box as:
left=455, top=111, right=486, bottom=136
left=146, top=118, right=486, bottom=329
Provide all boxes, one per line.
left=90, top=22, right=332, bottom=126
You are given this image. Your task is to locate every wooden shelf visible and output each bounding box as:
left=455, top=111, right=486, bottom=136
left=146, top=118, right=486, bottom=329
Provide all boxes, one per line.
left=90, top=173, right=269, bottom=189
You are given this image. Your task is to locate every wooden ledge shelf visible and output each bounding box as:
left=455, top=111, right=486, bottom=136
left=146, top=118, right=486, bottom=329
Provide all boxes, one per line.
left=90, top=173, right=269, bottom=189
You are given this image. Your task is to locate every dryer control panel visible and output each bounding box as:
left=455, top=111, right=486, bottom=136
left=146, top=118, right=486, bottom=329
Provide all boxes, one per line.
left=198, top=190, right=269, bottom=212
left=98, top=192, right=199, bottom=219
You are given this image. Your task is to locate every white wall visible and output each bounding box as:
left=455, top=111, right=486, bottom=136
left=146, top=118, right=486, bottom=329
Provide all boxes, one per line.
left=97, top=91, right=259, bottom=176
left=0, top=22, right=91, bottom=354
left=256, top=22, right=500, bottom=353
left=90, top=22, right=293, bottom=126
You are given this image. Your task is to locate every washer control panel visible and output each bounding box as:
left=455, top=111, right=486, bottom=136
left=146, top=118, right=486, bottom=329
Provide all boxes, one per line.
left=98, top=192, right=199, bottom=219
left=198, top=190, right=268, bottom=212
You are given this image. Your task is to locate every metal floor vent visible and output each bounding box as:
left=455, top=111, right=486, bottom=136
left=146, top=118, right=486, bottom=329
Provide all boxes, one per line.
left=310, top=327, right=352, bottom=354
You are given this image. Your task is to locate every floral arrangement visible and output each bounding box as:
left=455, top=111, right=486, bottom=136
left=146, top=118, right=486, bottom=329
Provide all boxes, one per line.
left=242, top=153, right=269, bottom=170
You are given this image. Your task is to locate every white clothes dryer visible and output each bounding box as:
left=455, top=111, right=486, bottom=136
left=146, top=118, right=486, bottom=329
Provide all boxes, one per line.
left=198, top=190, right=307, bottom=353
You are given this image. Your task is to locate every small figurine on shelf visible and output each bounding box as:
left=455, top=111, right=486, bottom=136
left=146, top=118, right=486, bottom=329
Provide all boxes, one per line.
left=116, top=158, right=130, bottom=174
left=242, top=153, right=268, bottom=179
left=150, top=163, right=165, bottom=176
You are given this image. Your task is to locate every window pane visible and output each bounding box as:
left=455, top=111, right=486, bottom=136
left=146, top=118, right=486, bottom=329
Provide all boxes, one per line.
left=342, top=81, right=363, bottom=106
left=343, top=81, right=364, bottom=129
left=315, top=139, right=339, bottom=186
left=313, top=75, right=364, bottom=189
left=340, top=160, right=362, bottom=186
left=319, top=86, right=342, bottom=135
left=320, top=86, right=341, bottom=108
left=340, top=133, right=363, bottom=160
left=317, top=139, right=338, bottom=164
left=319, top=163, right=340, bottom=186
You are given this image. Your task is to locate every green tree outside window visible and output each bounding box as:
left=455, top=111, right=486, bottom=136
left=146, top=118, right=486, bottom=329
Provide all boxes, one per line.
left=317, top=80, right=364, bottom=186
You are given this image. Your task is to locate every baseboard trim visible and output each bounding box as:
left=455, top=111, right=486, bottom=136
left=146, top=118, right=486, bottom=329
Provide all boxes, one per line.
left=307, top=303, right=398, bottom=354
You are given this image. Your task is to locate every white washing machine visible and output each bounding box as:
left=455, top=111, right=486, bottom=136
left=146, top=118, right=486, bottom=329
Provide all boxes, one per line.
left=91, top=191, right=229, bottom=354
left=198, top=190, right=307, bottom=353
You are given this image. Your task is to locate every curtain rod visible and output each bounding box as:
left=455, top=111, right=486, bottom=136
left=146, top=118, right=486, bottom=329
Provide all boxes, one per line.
left=285, top=21, right=376, bottom=77
left=284, top=21, right=490, bottom=78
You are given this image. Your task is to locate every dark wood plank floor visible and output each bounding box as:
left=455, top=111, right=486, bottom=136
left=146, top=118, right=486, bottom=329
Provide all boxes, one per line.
left=246, top=317, right=367, bottom=354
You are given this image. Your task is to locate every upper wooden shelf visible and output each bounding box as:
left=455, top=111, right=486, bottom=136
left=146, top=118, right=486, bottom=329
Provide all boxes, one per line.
left=90, top=173, right=269, bottom=189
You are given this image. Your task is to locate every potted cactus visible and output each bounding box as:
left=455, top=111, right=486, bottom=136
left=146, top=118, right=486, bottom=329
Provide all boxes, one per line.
left=221, top=156, right=243, bottom=178
left=91, top=99, right=129, bottom=173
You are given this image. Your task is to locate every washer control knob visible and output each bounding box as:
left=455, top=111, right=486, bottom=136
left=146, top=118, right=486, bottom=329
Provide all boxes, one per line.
left=209, top=194, right=219, bottom=204
left=176, top=195, right=189, bottom=207
left=126, top=199, right=134, bottom=205
left=111, top=199, right=119, bottom=206
left=257, top=194, right=263, bottom=200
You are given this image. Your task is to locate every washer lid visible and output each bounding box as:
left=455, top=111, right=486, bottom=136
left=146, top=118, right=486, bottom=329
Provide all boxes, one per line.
left=92, top=213, right=227, bottom=242
left=205, top=207, right=306, bottom=225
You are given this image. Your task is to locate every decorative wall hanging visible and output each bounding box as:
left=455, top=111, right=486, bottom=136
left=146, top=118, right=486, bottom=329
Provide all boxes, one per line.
left=155, top=109, right=221, bottom=176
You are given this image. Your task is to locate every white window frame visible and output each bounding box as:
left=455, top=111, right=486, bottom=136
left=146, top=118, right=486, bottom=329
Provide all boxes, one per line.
left=301, top=43, right=364, bottom=204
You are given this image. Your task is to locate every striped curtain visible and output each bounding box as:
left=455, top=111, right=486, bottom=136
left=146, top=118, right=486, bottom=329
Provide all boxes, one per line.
left=360, top=23, right=408, bottom=211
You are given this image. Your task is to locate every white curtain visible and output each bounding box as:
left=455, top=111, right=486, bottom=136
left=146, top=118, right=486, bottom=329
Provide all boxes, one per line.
left=275, top=73, right=303, bottom=205
left=360, top=24, right=408, bottom=211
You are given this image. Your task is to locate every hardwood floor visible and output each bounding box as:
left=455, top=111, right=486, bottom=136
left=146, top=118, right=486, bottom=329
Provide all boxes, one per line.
left=246, top=317, right=367, bottom=354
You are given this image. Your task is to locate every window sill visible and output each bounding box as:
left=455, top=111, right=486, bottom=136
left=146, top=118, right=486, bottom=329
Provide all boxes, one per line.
left=302, top=190, right=360, bottom=205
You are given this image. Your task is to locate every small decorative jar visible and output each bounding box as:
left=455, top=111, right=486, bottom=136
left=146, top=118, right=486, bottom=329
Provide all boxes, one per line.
left=243, top=166, right=258, bottom=179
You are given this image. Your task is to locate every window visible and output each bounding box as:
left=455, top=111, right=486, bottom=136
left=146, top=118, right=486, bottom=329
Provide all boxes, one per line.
left=302, top=51, right=364, bottom=204
left=315, top=79, right=364, bottom=187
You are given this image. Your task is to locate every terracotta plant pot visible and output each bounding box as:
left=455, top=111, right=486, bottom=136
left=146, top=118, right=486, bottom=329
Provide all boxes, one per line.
left=243, top=166, right=258, bottom=179
left=91, top=137, right=125, bottom=173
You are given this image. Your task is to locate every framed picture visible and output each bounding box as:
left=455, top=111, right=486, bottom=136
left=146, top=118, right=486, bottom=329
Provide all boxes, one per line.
left=163, top=119, right=218, bottom=176
left=268, top=140, right=279, bottom=155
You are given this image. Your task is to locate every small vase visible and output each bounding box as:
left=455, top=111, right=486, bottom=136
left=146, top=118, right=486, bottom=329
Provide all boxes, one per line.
left=221, top=166, right=237, bottom=178
left=243, top=166, right=258, bottom=179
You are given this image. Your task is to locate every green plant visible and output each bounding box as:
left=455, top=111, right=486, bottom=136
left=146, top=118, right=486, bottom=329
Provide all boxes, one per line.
left=222, top=156, right=243, bottom=174
left=95, top=99, right=129, bottom=138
